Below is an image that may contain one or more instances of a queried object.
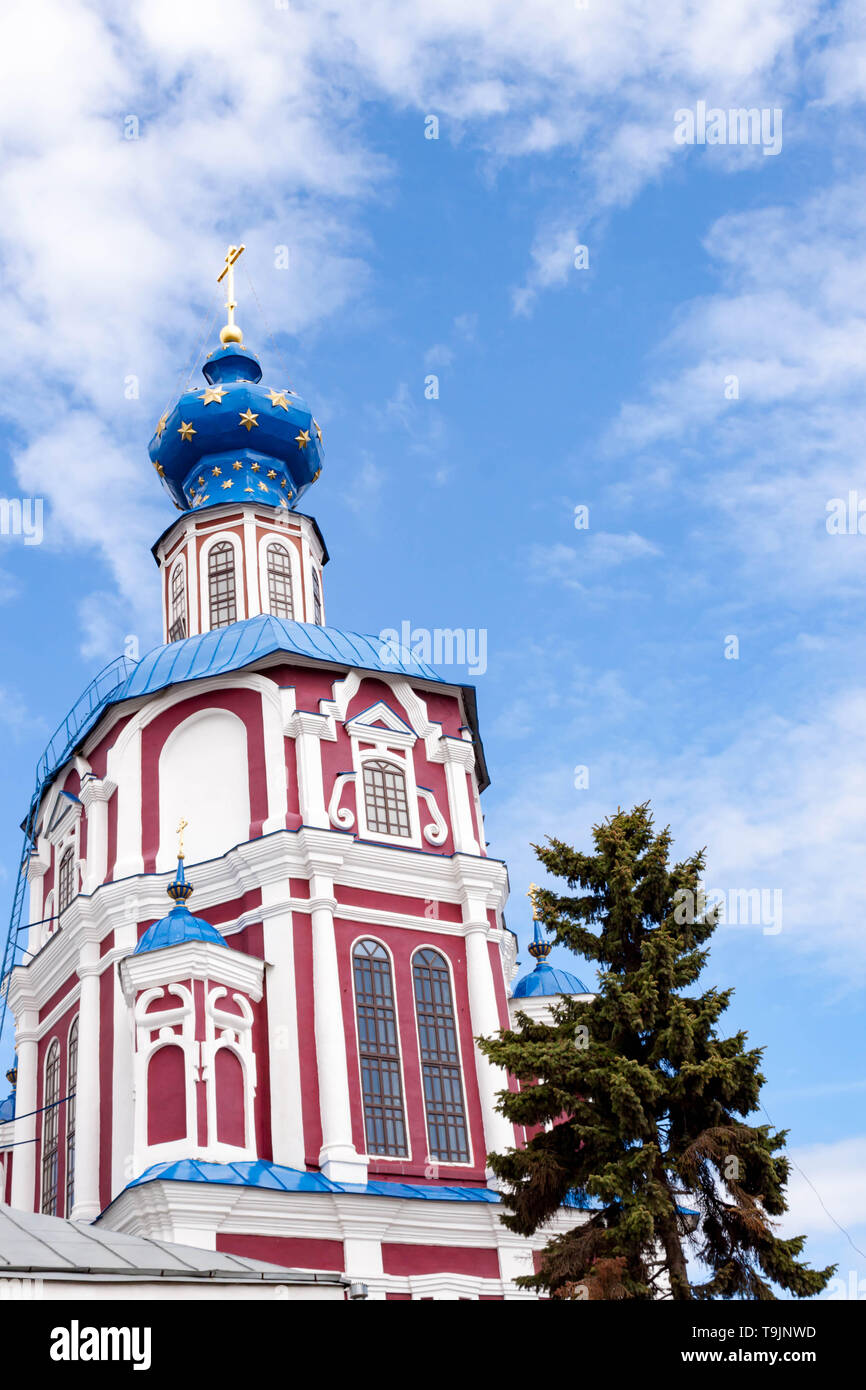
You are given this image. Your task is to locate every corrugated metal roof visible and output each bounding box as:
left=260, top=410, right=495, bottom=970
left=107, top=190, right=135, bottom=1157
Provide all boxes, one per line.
left=0, top=1202, right=342, bottom=1283
left=32, top=613, right=490, bottom=797
left=121, top=1158, right=502, bottom=1204
left=511, top=961, right=591, bottom=997
left=121, top=614, right=443, bottom=697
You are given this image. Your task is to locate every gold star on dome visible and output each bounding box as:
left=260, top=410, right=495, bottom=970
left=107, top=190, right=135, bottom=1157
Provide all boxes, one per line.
left=178, top=421, right=196, bottom=442
left=155, top=413, right=169, bottom=439
left=200, top=385, right=227, bottom=406
left=211, top=466, right=222, bottom=477
left=258, top=481, right=269, bottom=492
left=312, top=468, right=321, bottom=482
left=267, top=469, right=277, bottom=479
left=279, top=478, right=287, bottom=488
left=221, top=479, right=233, bottom=490
left=152, top=460, right=165, bottom=476
left=268, top=390, right=290, bottom=411
left=197, top=475, right=205, bottom=484
left=244, top=486, right=254, bottom=494
left=295, top=429, right=310, bottom=449
left=312, top=418, right=322, bottom=443
left=239, top=409, right=259, bottom=431
left=233, top=460, right=243, bottom=471
left=251, top=462, right=260, bottom=472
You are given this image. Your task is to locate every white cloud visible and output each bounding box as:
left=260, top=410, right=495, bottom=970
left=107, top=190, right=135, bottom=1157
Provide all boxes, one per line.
left=529, top=532, right=661, bottom=591
left=783, top=1136, right=866, bottom=1237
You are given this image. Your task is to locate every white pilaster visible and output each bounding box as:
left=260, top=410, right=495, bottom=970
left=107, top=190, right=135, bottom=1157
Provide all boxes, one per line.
left=79, top=777, right=117, bottom=894
left=261, top=886, right=305, bottom=1169
left=309, top=871, right=367, bottom=1183
left=71, top=944, right=102, bottom=1220
left=463, top=914, right=516, bottom=1168
left=9, top=1010, right=38, bottom=1211
left=243, top=513, right=262, bottom=618
left=287, top=711, right=334, bottom=829
left=440, top=739, right=480, bottom=854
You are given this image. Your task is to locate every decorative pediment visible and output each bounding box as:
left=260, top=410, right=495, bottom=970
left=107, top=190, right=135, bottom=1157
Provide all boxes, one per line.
left=345, top=701, right=417, bottom=747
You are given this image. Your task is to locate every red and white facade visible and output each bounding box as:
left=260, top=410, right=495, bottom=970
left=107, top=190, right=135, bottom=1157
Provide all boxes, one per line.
left=0, top=499, right=583, bottom=1299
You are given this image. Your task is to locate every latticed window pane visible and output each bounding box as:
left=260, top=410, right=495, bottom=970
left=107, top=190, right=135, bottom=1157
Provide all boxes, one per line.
left=353, top=940, right=407, bottom=1156
left=267, top=544, right=294, bottom=620
left=312, top=567, right=323, bottom=624
left=413, top=948, right=469, bottom=1164
left=65, top=1019, right=78, bottom=1216
left=168, top=561, right=187, bottom=642
left=41, top=1041, right=60, bottom=1216
left=208, top=541, right=237, bottom=629
left=58, top=847, right=77, bottom=916
left=362, top=759, right=411, bottom=838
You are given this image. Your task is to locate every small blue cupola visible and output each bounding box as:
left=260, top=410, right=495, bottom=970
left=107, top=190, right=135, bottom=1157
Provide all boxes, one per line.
left=0, top=1063, right=16, bottom=1123
left=511, top=891, right=590, bottom=999
left=134, top=857, right=227, bottom=956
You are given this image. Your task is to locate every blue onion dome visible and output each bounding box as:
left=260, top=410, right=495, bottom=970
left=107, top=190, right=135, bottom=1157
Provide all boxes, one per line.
left=148, top=342, right=324, bottom=514
left=511, top=905, right=590, bottom=999
left=134, top=857, right=227, bottom=955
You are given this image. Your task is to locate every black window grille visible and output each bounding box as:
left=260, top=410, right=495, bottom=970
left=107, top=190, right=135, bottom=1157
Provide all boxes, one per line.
left=208, top=541, right=237, bottom=629
left=311, top=567, right=323, bottom=624
left=362, top=759, right=411, bottom=838
left=169, top=561, right=187, bottom=641
left=353, top=940, right=407, bottom=1156
left=41, top=1040, right=60, bottom=1215
left=412, top=948, right=469, bottom=1163
left=267, top=544, right=294, bottom=620
left=58, top=847, right=77, bottom=917
left=65, top=1019, right=78, bottom=1216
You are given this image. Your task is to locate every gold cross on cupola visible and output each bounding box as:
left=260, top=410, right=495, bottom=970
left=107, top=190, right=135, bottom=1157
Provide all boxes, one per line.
left=527, top=882, right=540, bottom=918
left=176, top=817, right=188, bottom=860
left=217, top=243, right=245, bottom=347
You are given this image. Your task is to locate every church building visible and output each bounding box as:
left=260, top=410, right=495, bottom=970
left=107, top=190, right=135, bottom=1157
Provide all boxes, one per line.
left=0, top=249, right=591, bottom=1300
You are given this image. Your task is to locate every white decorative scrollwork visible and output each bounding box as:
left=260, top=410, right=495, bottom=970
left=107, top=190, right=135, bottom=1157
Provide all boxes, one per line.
left=328, top=770, right=356, bottom=829
left=418, top=786, right=448, bottom=845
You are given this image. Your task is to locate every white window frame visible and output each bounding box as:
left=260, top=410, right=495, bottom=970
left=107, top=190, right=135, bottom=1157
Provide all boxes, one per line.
left=200, top=530, right=246, bottom=631
left=409, top=943, right=474, bottom=1170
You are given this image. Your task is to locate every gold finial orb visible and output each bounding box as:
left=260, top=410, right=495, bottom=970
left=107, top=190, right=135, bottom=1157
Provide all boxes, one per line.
left=219, top=322, right=243, bottom=346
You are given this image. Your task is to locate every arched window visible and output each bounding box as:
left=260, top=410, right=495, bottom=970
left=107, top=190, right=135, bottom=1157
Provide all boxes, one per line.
left=413, top=949, right=469, bottom=1164
left=266, top=543, right=294, bottom=619
left=208, top=541, right=237, bottom=629
left=65, top=1018, right=78, bottom=1216
left=168, top=561, right=187, bottom=642
left=57, top=847, right=77, bottom=917
left=41, top=1040, right=61, bottom=1215
left=311, top=567, right=323, bottom=624
left=353, top=940, right=407, bottom=1157
left=362, top=759, right=411, bottom=839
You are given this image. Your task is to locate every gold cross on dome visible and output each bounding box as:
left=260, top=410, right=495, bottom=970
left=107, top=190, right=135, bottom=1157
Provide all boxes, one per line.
left=176, top=817, right=189, bottom=859
left=527, top=882, right=540, bottom=918
left=217, top=244, right=245, bottom=346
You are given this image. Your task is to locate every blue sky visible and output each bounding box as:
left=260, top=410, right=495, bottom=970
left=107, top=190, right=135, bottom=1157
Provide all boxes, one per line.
left=0, top=0, right=864, bottom=1294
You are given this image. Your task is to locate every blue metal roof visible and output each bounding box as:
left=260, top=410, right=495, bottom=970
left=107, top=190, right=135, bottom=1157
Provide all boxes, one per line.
left=134, top=858, right=227, bottom=955
left=32, top=615, right=457, bottom=805
left=134, top=903, right=227, bottom=956
left=0, top=1092, right=14, bottom=1123
left=121, top=614, right=443, bottom=699
left=124, top=1159, right=502, bottom=1203
left=512, top=960, right=591, bottom=998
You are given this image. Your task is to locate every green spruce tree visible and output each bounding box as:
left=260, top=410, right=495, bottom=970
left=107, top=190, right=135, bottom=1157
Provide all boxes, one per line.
left=479, top=804, right=835, bottom=1300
